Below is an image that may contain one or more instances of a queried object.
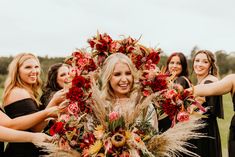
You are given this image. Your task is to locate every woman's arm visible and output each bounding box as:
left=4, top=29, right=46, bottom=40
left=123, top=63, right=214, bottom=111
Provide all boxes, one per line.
left=0, top=107, right=57, bottom=130
left=194, top=74, right=235, bottom=96
left=0, top=126, right=51, bottom=143
left=31, top=89, right=66, bottom=132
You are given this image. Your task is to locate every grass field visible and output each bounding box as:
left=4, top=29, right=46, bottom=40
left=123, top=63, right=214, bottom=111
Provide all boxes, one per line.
left=218, top=94, right=233, bottom=157
left=0, top=88, right=233, bottom=156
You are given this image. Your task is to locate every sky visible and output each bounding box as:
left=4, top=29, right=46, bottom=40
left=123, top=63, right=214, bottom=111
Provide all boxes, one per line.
left=0, top=0, right=235, bottom=57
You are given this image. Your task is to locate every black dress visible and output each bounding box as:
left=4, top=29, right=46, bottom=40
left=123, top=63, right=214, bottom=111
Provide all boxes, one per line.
left=228, top=95, right=235, bottom=157
left=158, top=76, right=191, bottom=132
left=4, top=98, right=41, bottom=157
left=190, top=80, right=223, bottom=157
left=0, top=109, right=4, bottom=157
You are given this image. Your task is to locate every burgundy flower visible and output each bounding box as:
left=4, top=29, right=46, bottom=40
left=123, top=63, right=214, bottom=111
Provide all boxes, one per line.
left=88, top=39, right=95, bottom=48
left=66, top=86, right=84, bottom=102
left=146, top=51, right=160, bottom=65
left=80, top=133, right=95, bottom=149
left=161, top=100, right=179, bottom=120
left=134, top=55, right=143, bottom=69
left=72, top=75, right=86, bottom=88
left=150, top=74, right=168, bottom=92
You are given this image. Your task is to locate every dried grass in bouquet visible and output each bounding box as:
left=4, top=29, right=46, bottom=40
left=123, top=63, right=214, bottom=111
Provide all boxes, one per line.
left=42, top=32, right=207, bottom=157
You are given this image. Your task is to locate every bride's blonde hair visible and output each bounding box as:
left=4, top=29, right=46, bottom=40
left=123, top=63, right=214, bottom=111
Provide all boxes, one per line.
left=100, top=53, right=139, bottom=101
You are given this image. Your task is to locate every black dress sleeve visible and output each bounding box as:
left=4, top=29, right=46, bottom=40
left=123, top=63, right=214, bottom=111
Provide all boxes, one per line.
left=0, top=109, right=4, bottom=157
left=204, top=80, right=224, bottom=119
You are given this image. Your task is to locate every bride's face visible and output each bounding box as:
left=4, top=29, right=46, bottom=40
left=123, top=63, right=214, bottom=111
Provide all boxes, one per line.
left=109, top=62, right=133, bottom=98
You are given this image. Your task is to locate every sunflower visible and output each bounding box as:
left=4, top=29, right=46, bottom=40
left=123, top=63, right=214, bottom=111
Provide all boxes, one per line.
left=89, top=140, right=102, bottom=155
left=93, top=125, right=105, bottom=139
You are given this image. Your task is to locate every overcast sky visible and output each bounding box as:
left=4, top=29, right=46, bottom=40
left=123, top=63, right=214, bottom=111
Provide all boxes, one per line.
left=0, top=0, right=235, bottom=57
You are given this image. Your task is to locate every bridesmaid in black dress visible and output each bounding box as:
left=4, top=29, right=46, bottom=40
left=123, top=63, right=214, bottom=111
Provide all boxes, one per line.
left=0, top=109, right=4, bottom=157
left=0, top=105, right=59, bottom=157
left=229, top=95, right=235, bottom=157
left=40, top=63, right=70, bottom=107
left=158, top=52, right=191, bottom=132
left=193, top=73, right=235, bottom=157
left=1, top=53, right=66, bottom=157
left=0, top=124, right=52, bottom=157
left=191, top=50, right=223, bottom=157
left=40, top=63, right=70, bottom=132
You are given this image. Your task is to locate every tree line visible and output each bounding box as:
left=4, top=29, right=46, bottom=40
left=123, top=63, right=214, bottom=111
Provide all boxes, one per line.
left=0, top=49, right=235, bottom=88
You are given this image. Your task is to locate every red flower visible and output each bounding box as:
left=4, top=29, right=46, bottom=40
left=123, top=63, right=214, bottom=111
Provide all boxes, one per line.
left=146, top=51, right=160, bottom=65
left=80, top=133, right=95, bottom=149
left=49, top=122, right=64, bottom=136
left=66, top=86, right=84, bottom=102
left=143, top=90, right=151, bottom=96
left=161, top=99, right=179, bottom=120
left=134, top=54, right=143, bottom=69
left=72, top=75, right=86, bottom=88
left=150, top=74, right=168, bottom=92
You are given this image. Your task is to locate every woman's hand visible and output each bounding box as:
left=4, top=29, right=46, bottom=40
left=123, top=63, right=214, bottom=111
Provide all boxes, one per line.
left=47, top=89, right=67, bottom=107
left=31, top=133, right=52, bottom=144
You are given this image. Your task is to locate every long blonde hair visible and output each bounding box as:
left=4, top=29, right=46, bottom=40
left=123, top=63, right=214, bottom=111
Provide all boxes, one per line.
left=100, top=53, right=139, bottom=101
left=2, top=53, right=42, bottom=106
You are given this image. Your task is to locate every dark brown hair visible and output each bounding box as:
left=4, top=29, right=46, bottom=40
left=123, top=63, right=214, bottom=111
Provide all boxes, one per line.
left=166, top=52, right=189, bottom=77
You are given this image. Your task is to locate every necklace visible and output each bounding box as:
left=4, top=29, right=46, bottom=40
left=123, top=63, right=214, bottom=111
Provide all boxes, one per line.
left=197, top=74, right=209, bottom=85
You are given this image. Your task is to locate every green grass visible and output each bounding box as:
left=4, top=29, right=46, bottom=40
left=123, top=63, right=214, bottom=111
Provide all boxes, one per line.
left=0, top=88, right=233, bottom=156
left=0, top=88, right=2, bottom=104
left=218, top=93, right=233, bottom=157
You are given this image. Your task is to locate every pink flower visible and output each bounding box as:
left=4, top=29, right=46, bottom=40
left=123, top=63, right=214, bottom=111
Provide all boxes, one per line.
left=69, top=67, right=79, bottom=77
left=59, top=114, right=70, bottom=122
left=109, top=111, right=119, bottom=122
left=68, top=102, right=79, bottom=115
left=165, top=89, right=177, bottom=99
left=177, top=111, right=189, bottom=122
left=143, top=90, right=150, bottom=96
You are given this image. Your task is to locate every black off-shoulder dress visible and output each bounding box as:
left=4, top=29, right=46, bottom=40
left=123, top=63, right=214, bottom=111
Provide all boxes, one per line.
left=190, top=80, right=224, bottom=157
left=4, top=98, right=41, bottom=157
left=0, top=109, right=4, bottom=157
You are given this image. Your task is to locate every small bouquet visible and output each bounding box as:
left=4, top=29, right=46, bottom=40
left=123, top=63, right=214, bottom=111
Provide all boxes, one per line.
left=156, top=82, right=206, bottom=127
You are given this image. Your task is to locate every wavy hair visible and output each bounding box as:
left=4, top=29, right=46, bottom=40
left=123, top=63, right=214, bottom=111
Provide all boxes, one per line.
left=192, top=50, right=219, bottom=77
left=40, top=63, right=70, bottom=106
left=100, top=53, right=139, bottom=101
left=166, top=52, right=189, bottom=77
left=2, top=53, right=42, bottom=106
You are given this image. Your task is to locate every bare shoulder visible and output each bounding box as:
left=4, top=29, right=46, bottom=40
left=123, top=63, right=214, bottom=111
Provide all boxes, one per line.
left=227, top=74, right=235, bottom=81
left=227, top=74, right=235, bottom=94
left=206, top=75, right=219, bottom=82
left=4, top=87, right=31, bottom=107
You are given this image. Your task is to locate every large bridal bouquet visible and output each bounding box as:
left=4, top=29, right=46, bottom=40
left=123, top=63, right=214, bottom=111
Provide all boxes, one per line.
left=44, top=32, right=205, bottom=157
